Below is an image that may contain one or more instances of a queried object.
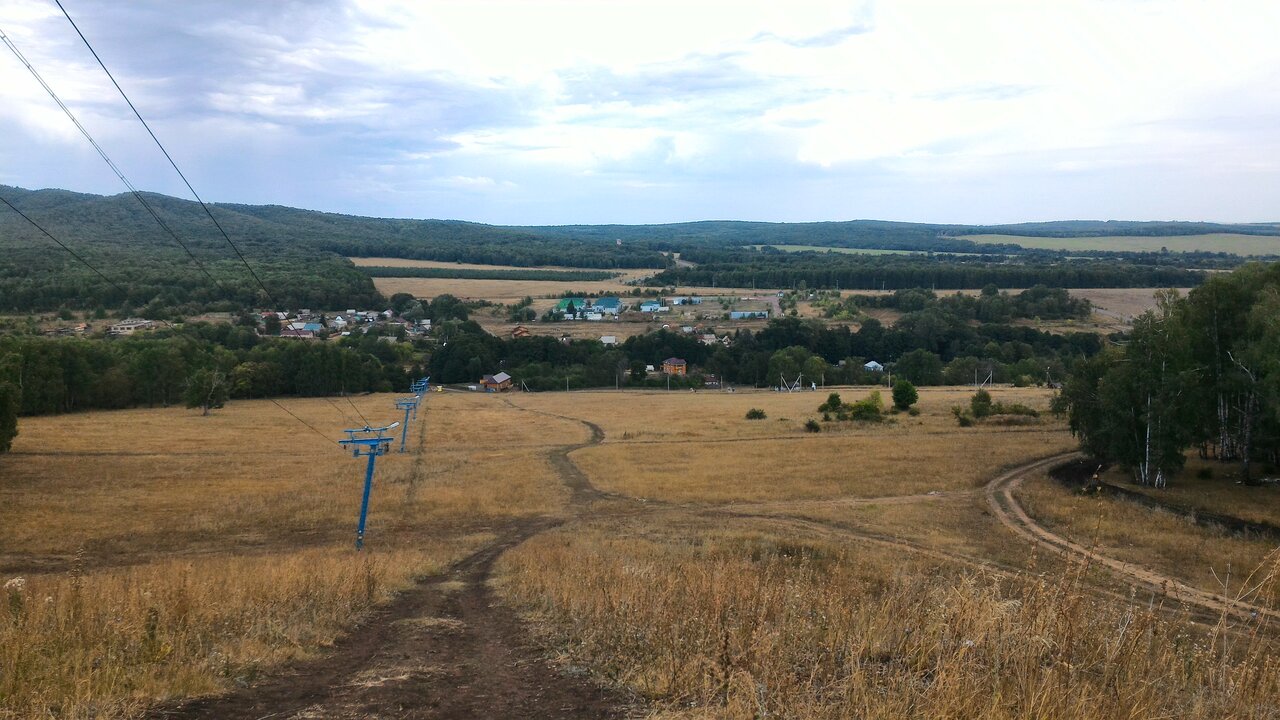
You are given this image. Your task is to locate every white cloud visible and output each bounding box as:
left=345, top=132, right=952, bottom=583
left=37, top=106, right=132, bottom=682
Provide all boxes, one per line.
left=1, top=0, right=1278, bottom=222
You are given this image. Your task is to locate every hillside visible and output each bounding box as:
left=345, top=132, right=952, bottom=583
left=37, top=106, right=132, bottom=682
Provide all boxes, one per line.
left=2, top=184, right=1275, bottom=313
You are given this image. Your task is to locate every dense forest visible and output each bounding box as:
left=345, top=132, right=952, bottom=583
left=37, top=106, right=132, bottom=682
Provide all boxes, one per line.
left=822, top=285, right=1093, bottom=323
left=651, top=248, right=1206, bottom=290
left=1062, top=263, right=1280, bottom=486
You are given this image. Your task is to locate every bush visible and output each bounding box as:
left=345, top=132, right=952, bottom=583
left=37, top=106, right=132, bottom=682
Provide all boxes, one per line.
left=970, top=390, right=993, bottom=418
left=952, top=406, right=974, bottom=427
left=847, top=391, right=884, bottom=423
left=907, top=406, right=921, bottom=417
left=818, top=392, right=843, bottom=413
left=992, top=402, right=1039, bottom=418
left=745, top=408, right=767, bottom=420
left=892, top=380, right=918, bottom=410
left=804, top=418, right=821, bottom=433
left=1196, top=467, right=1213, bottom=480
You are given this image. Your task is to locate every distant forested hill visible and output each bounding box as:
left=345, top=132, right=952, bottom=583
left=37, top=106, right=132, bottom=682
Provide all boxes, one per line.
left=1, top=184, right=1276, bottom=314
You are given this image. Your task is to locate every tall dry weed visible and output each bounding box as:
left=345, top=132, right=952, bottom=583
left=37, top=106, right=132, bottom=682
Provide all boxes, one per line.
left=0, top=546, right=453, bottom=719
left=498, top=529, right=1280, bottom=719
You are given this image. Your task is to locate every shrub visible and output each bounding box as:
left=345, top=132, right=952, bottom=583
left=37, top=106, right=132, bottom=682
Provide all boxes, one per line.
left=1196, top=467, right=1213, bottom=480
left=804, top=418, right=821, bottom=433
left=892, top=380, right=918, bottom=411
left=907, top=406, right=921, bottom=417
left=952, top=406, right=974, bottom=427
left=992, top=402, right=1039, bottom=418
left=745, top=408, right=767, bottom=420
left=847, top=391, right=884, bottom=423
left=970, top=389, right=993, bottom=418
left=818, top=392, right=843, bottom=413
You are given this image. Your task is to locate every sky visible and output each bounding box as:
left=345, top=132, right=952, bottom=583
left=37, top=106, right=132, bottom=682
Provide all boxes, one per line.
left=1, top=0, right=1278, bottom=225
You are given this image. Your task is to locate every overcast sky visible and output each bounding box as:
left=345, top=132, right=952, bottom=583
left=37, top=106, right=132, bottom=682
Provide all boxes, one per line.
left=2, top=0, right=1278, bottom=225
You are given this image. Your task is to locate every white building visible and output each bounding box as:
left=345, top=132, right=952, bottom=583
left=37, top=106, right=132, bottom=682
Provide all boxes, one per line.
left=108, top=318, right=155, bottom=335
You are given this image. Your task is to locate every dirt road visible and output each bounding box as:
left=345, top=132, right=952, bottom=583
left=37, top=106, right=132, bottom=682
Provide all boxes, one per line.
left=985, top=453, right=1279, bottom=623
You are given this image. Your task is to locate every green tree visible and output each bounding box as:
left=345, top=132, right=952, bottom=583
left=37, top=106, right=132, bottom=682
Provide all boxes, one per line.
left=0, top=381, right=17, bottom=453
left=184, top=368, right=230, bottom=416
left=894, top=349, right=944, bottom=385
left=184, top=368, right=228, bottom=415
left=892, top=379, right=918, bottom=410
left=0, top=354, right=19, bottom=453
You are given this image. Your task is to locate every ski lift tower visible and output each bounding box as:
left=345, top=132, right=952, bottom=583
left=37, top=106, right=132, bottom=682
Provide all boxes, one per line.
left=394, top=396, right=420, bottom=453
left=340, top=423, right=399, bottom=550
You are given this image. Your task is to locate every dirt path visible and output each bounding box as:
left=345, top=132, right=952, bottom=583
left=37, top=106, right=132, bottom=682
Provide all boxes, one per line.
left=149, top=404, right=634, bottom=720
left=985, top=452, right=1280, bottom=623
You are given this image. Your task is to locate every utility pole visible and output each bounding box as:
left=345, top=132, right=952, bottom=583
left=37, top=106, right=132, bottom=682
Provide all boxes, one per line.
left=339, top=423, right=399, bottom=550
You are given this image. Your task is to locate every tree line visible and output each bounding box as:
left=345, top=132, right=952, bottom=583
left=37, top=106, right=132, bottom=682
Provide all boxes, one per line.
left=1062, top=263, right=1280, bottom=487
left=650, top=249, right=1206, bottom=290
left=822, top=285, right=1092, bottom=323
left=360, top=266, right=621, bottom=282
left=0, top=323, right=417, bottom=420
left=428, top=309, right=1102, bottom=392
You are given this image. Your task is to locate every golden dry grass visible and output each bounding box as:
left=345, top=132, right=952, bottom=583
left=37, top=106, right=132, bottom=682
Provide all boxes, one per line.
left=1099, top=459, right=1280, bottom=527
left=963, top=232, right=1280, bottom=255
left=497, top=517, right=1280, bottom=719
left=509, top=387, right=1074, bottom=504
left=0, top=391, right=581, bottom=717
left=7, top=385, right=1280, bottom=718
left=347, top=256, right=657, bottom=284
left=1018, top=468, right=1280, bottom=611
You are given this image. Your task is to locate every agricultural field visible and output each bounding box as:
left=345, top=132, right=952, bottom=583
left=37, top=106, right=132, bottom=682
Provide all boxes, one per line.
left=963, top=232, right=1280, bottom=256
left=746, top=244, right=929, bottom=255
left=4, top=386, right=1278, bottom=718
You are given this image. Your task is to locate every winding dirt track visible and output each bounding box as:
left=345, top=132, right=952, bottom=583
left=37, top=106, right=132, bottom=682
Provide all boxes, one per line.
left=149, top=405, right=633, bottom=720
left=985, top=452, right=1280, bottom=623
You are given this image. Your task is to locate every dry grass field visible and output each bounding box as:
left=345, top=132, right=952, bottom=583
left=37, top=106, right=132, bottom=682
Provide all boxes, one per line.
left=963, top=232, right=1280, bottom=255
left=3, top=386, right=1278, bottom=718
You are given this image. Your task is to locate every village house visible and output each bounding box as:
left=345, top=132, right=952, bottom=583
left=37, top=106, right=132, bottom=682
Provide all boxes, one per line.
left=511, top=325, right=531, bottom=338
left=662, top=357, right=688, bottom=376
left=730, top=310, right=769, bottom=320
left=555, top=298, right=588, bottom=318
left=480, top=372, right=513, bottom=392
left=592, top=296, right=623, bottom=315
left=638, top=300, right=664, bottom=313
left=864, top=360, right=885, bottom=372
left=600, top=335, right=617, bottom=346
left=108, top=318, right=155, bottom=335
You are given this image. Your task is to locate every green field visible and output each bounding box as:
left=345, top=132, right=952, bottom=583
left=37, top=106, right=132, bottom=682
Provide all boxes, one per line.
left=963, top=233, right=1280, bottom=256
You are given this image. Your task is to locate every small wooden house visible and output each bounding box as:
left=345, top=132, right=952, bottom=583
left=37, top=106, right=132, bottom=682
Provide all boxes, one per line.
left=480, top=372, right=513, bottom=392
left=511, top=325, right=531, bottom=338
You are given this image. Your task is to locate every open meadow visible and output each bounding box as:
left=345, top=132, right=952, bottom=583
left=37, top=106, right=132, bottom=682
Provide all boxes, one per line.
left=963, top=232, right=1280, bottom=256
left=3, top=387, right=1278, bottom=718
